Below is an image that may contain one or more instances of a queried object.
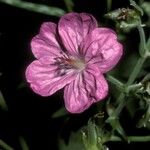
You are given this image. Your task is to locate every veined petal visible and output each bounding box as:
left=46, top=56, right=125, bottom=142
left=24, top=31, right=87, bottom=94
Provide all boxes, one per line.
left=64, top=65, right=108, bottom=113
left=31, top=22, right=62, bottom=59
left=26, top=60, right=76, bottom=96
left=64, top=74, right=93, bottom=113
left=58, top=12, right=98, bottom=55
left=85, top=65, right=108, bottom=100
left=88, top=41, right=123, bottom=73
left=80, top=28, right=117, bottom=57
left=80, top=13, right=98, bottom=38
left=39, top=22, right=60, bottom=47
left=80, top=28, right=123, bottom=72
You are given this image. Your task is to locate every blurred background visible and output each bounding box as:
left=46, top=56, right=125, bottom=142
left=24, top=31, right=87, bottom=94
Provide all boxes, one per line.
left=0, top=0, right=150, bottom=149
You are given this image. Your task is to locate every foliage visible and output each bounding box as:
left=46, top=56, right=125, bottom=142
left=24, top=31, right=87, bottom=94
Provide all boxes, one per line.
left=0, top=0, right=150, bottom=149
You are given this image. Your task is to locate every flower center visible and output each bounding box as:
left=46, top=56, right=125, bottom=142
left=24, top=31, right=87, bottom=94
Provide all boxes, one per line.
left=61, top=57, right=85, bottom=70
left=55, top=54, right=86, bottom=76
left=66, top=58, right=85, bottom=70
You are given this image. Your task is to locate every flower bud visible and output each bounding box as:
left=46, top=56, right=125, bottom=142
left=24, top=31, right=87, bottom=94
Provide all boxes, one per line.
left=105, top=8, right=140, bottom=32
left=82, top=121, right=108, bottom=150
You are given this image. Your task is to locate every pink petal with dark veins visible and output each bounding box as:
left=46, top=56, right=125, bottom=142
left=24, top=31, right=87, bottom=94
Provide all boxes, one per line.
left=58, top=12, right=98, bottom=55
left=31, top=22, right=62, bottom=59
left=26, top=60, right=76, bottom=96
left=64, top=64, right=108, bottom=113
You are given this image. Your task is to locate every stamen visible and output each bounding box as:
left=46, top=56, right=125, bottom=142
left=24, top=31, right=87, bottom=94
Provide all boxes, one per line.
left=54, top=53, right=86, bottom=76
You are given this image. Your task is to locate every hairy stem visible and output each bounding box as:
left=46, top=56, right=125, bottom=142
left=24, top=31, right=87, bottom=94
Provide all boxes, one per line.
left=110, top=20, right=148, bottom=118
left=137, top=21, right=148, bottom=57
left=110, top=135, right=150, bottom=142
left=113, top=56, right=146, bottom=118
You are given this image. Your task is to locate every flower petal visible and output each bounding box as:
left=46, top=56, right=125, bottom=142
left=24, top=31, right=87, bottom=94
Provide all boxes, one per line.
left=31, top=22, right=62, bottom=59
left=64, top=75, right=93, bottom=113
left=85, top=64, right=108, bottom=100
left=64, top=65, right=108, bottom=113
left=80, top=28, right=123, bottom=72
left=91, top=42, right=123, bottom=73
left=58, top=12, right=98, bottom=55
left=26, top=60, right=76, bottom=96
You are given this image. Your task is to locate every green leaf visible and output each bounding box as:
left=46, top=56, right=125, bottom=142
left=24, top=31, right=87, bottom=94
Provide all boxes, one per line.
left=0, top=0, right=66, bottom=17
left=59, top=131, right=84, bottom=150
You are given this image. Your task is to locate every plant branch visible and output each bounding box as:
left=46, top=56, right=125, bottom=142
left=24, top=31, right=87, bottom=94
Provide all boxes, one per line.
left=109, top=19, right=148, bottom=118
left=137, top=20, right=148, bottom=57
left=109, top=135, right=150, bottom=142
left=0, top=0, right=65, bottom=17
left=112, top=56, right=146, bottom=118
left=106, top=75, right=124, bottom=90
left=126, top=57, right=146, bottom=85
left=63, top=0, right=74, bottom=12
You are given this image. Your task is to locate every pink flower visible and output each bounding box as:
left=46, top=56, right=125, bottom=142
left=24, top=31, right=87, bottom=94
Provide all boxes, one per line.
left=26, top=12, right=123, bottom=113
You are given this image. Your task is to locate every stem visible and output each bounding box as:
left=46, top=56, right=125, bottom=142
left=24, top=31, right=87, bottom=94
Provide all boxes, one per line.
left=147, top=35, right=150, bottom=50
left=0, top=139, right=14, bottom=150
left=107, top=0, right=112, bottom=11
left=110, top=135, right=150, bottom=142
left=63, top=0, right=74, bottom=12
left=126, top=57, right=146, bottom=85
left=106, top=18, right=148, bottom=122
left=114, top=93, right=126, bottom=114
left=127, top=83, right=142, bottom=92
left=113, top=57, right=146, bottom=117
left=0, top=0, right=65, bottom=17
left=106, top=56, right=146, bottom=126
left=106, top=75, right=124, bottom=90
left=112, top=20, right=147, bottom=112
left=129, top=0, right=143, bottom=15
left=145, top=104, right=150, bottom=122
left=137, top=22, right=148, bottom=56
left=87, top=145, right=99, bottom=150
